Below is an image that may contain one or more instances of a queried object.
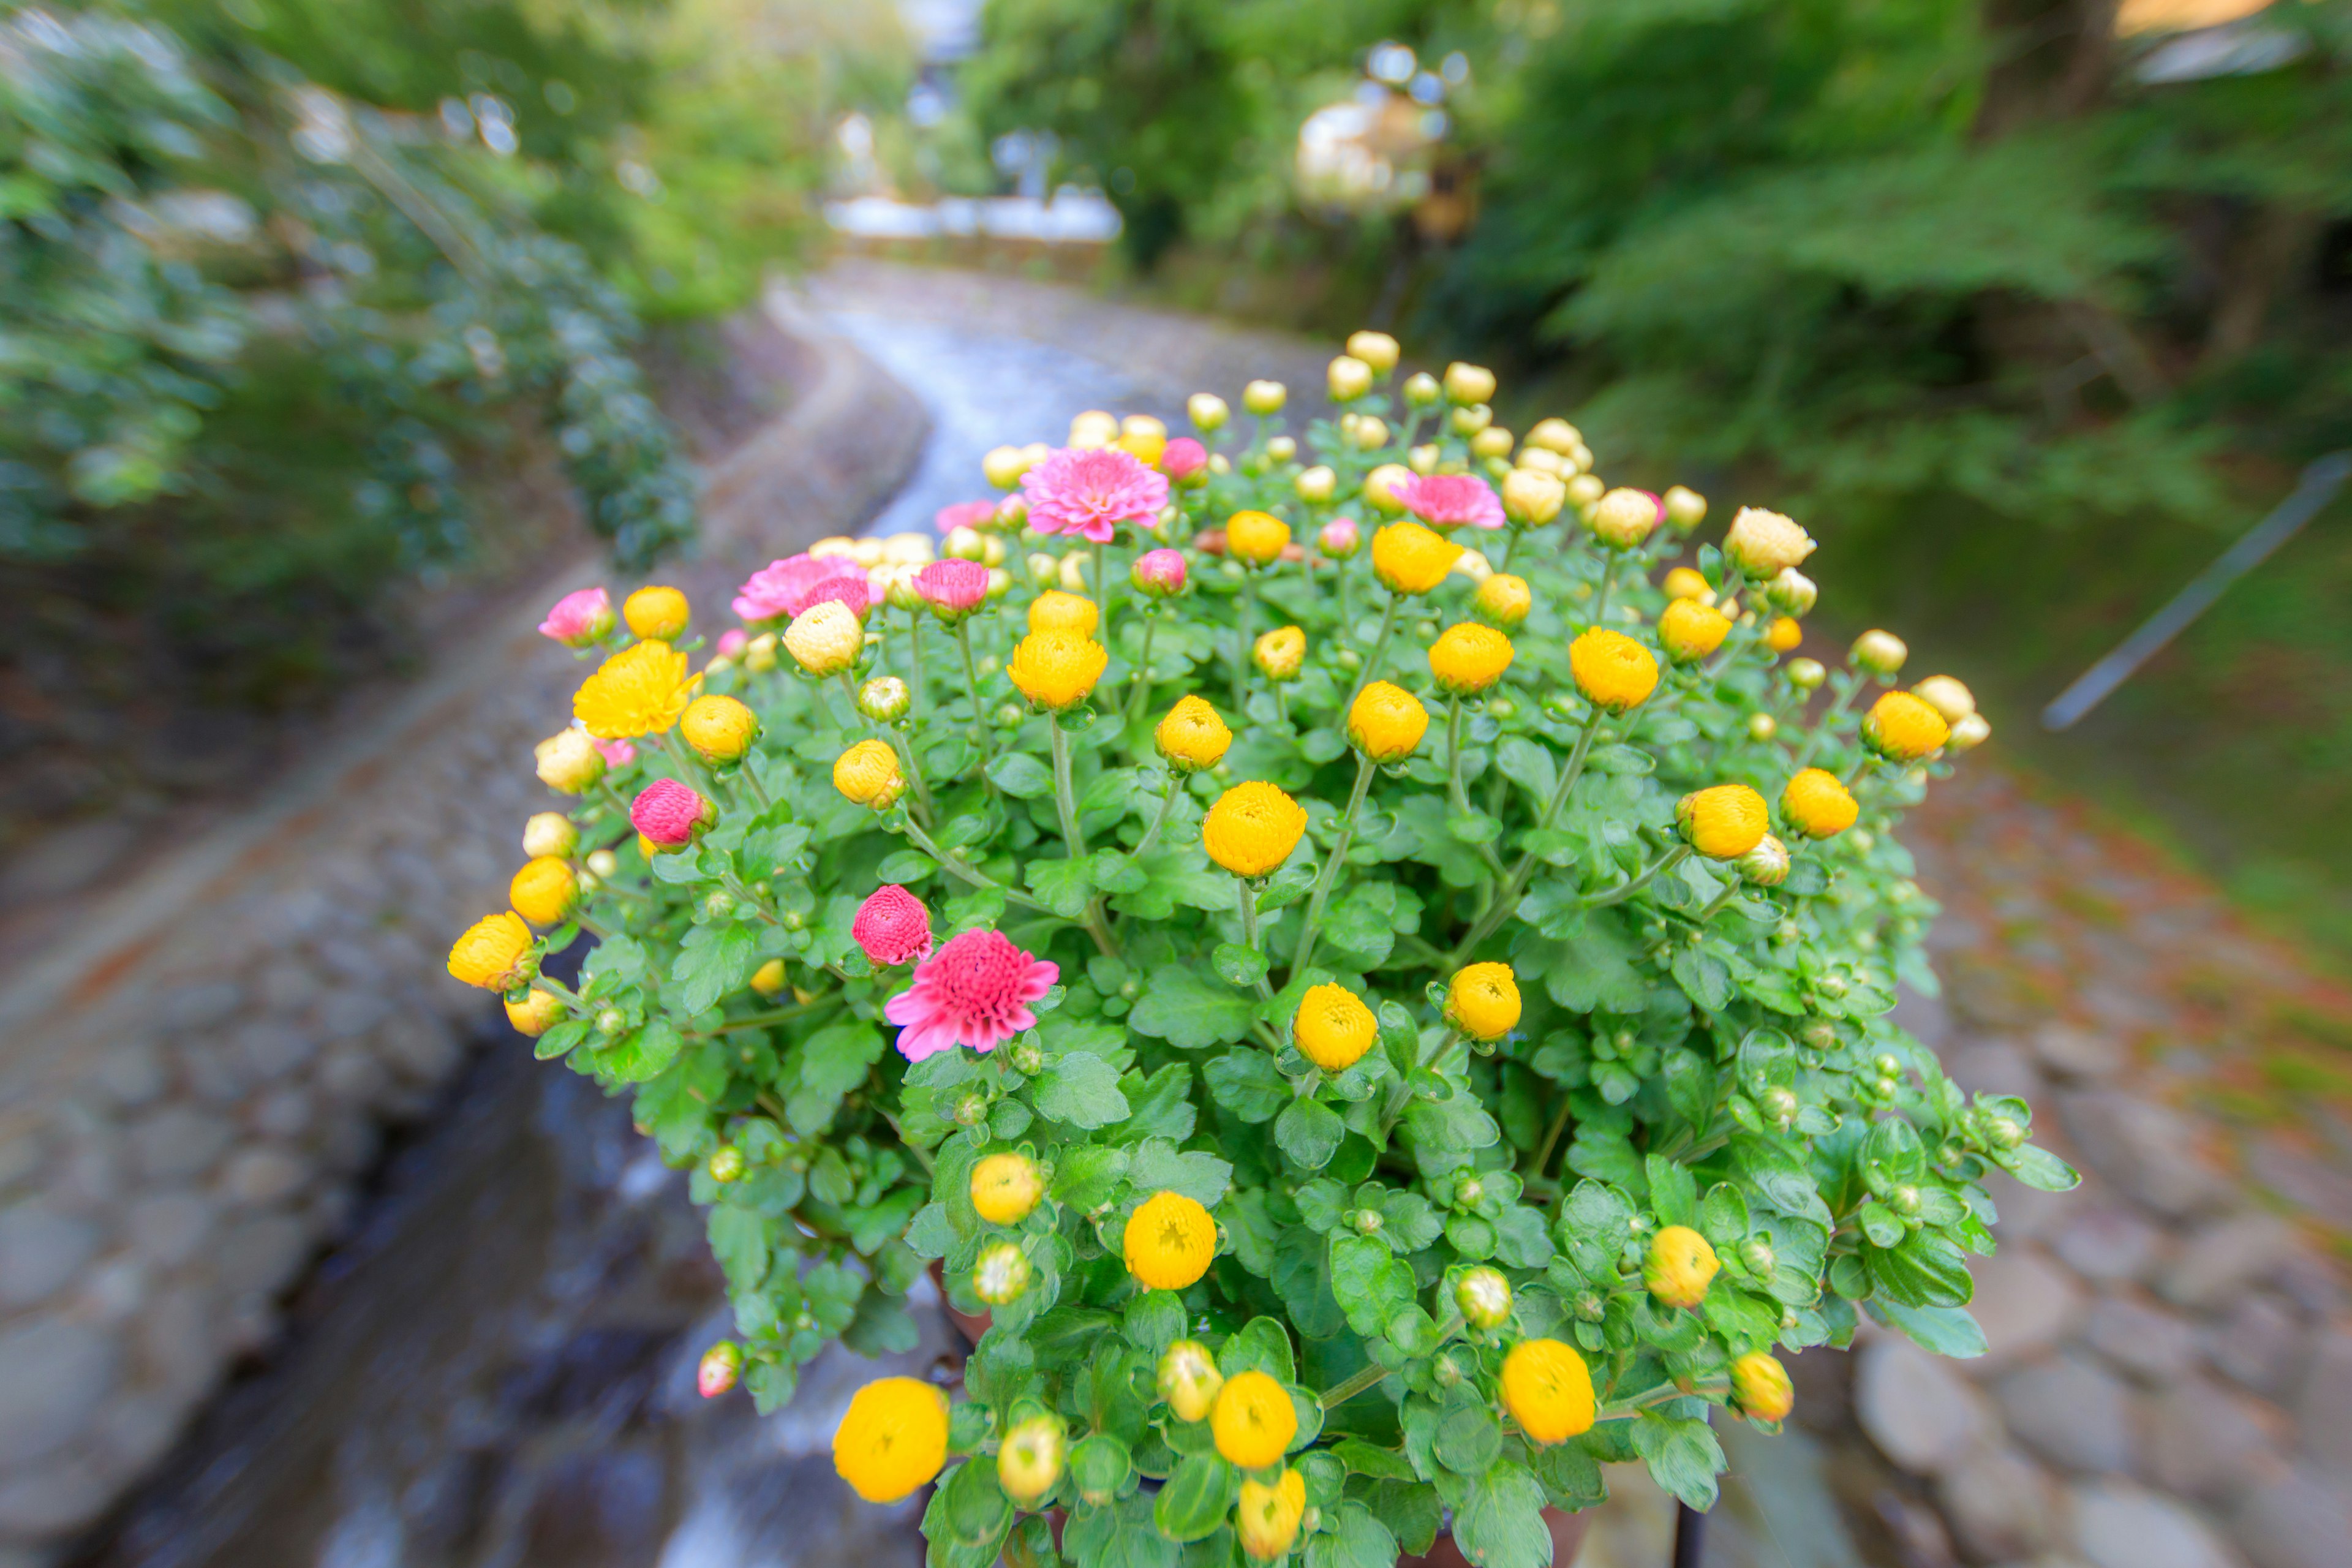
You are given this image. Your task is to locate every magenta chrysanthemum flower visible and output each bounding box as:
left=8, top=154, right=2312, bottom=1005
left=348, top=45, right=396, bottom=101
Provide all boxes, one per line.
left=935, top=499, right=998, bottom=534
left=799, top=573, right=871, bottom=620
left=1131, top=548, right=1188, bottom=598
left=1019, top=447, right=1170, bottom=544
left=595, top=736, right=638, bottom=767
left=732, top=553, right=867, bottom=624
left=1394, top=473, right=1506, bottom=531
left=1160, top=437, right=1207, bottom=481
left=1318, top=518, right=1362, bottom=558
left=883, top=929, right=1058, bottom=1062
left=538, top=587, right=613, bottom=647
left=630, top=777, right=714, bottom=846
left=914, top=559, right=990, bottom=620
left=853, top=885, right=935, bottom=968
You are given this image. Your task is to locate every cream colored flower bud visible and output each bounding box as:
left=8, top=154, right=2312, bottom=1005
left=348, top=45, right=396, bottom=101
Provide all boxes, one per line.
left=1850, top=629, right=1909, bottom=677
left=1766, top=568, right=1817, bottom=616
left=944, top=526, right=986, bottom=562
left=1450, top=402, right=1493, bottom=436
left=1346, top=330, right=1400, bottom=374
left=1586, top=487, right=1662, bottom=549
left=1242, top=380, right=1287, bottom=415
left=1946, top=712, right=1991, bottom=752
left=1408, top=444, right=1440, bottom=475
left=1566, top=473, right=1605, bottom=507
left=1444, top=361, right=1497, bottom=405
left=1527, top=418, right=1581, bottom=454
left=785, top=601, right=863, bottom=677
left=1266, top=435, right=1297, bottom=463
left=1352, top=415, right=1389, bottom=451
left=982, top=444, right=1031, bottom=488
left=1501, top=468, right=1566, bottom=526
left=1121, top=413, right=1166, bottom=442
left=1402, top=371, right=1441, bottom=407
left=1365, top=463, right=1413, bottom=514
left=1471, top=427, right=1515, bottom=461
left=523, top=811, right=579, bottom=859
left=1724, top=507, right=1817, bottom=578
left=1912, top=675, right=1976, bottom=723
left=1739, top=834, right=1791, bottom=888
left=1068, top=409, right=1118, bottom=449
left=534, top=729, right=605, bottom=794
left=1568, top=440, right=1594, bottom=472
left=1786, top=657, right=1827, bottom=692
left=1296, top=466, right=1336, bottom=504
left=1027, top=552, right=1058, bottom=585
left=1188, top=392, right=1229, bottom=432
left=884, top=565, right=925, bottom=612
left=1058, top=552, right=1090, bottom=593
left=1516, top=447, right=1564, bottom=477
left=744, top=633, right=777, bottom=673
left=1664, top=485, right=1708, bottom=531
left=1328, top=355, right=1373, bottom=402
left=986, top=567, right=1013, bottom=600
left=859, top=676, right=911, bottom=722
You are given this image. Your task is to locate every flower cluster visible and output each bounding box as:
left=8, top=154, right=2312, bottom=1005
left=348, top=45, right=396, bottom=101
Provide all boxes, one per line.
left=453, top=344, right=2066, bottom=1567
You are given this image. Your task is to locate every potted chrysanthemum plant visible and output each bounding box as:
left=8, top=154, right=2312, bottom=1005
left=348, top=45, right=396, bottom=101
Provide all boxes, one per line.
left=448, top=329, right=2071, bottom=1568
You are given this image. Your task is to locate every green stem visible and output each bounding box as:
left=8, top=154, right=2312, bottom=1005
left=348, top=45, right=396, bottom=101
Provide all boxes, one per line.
left=1319, top=1361, right=1393, bottom=1411
left=1049, top=714, right=1087, bottom=860
left=907, top=611, right=928, bottom=722
left=886, top=726, right=936, bottom=827
left=1529, top=1096, right=1574, bottom=1184
left=1123, top=609, right=1160, bottom=726
left=1447, top=696, right=1504, bottom=875
left=1348, top=593, right=1403, bottom=706
left=703, top=1000, right=829, bottom=1036
left=1792, top=671, right=1865, bottom=772
left=1586, top=843, right=1693, bottom=909
left=1588, top=552, right=1619, bottom=631
left=1235, top=877, right=1275, bottom=1001
left=954, top=618, right=1000, bottom=783
left=901, top=819, right=1052, bottom=915
left=1093, top=536, right=1111, bottom=651
left=1447, top=707, right=1606, bottom=964
left=1232, top=568, right=1257, bottom=712
left=1290, top=753, right=1376, bottom=976
left=1697, top=881, right=1742, bottom=922
left=1133, top=771, right=1183, bottom=858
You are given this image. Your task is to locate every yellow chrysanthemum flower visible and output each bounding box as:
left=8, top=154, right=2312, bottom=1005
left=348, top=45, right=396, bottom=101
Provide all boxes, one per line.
left=1158, top=1340, right=1224, bottom=1423
left=1346, top=680, right=1429, bottom=763
left=503, top=987, right=564, bottom=1037
left=448, top=911, right=532, bottom=990
left=1501, top=468, right=1566, bottom=526
left=998, top=1414, right=1066, bottom=1507
left=1678, top=785, right=1771, bottom=860
left=1212, top=1370, right=1298, bottom=1469
left=1862, top=690, right=1951, bottom=761
left=622, top=584, right=690, bottom=640
left=1569, top=629, right=1659, bottom=714
left=1664, top=567, right=1712, bottom=601
left=832, top=1376, right=949, bottom=1503
left=1155, top=695, right=1232, bottom=773
left=1658, top=597, right=1732, bottom=663
left=1125, top=1189, right=1217, bottom=1290
left=751, top=958, right=788, bottom=998
left=1428, top=622, right=1515, bottom=696
left=1732, top=1352, right=1794, bottom=1424
left=508, top=856, right=578, bottom=927
left=1008, top=630, right=1109, bottom=711
left=1644, top=1224, right=1721, bottom=1310
left=1201, top=782, right=1308, bottom=878
left=1226, top=510, right=1291, bottom=567
left=1767, top=616, right=1804, bottom=654
left=573, top=639, right=692, bottom=740
left=1237, top=1469, right=1307, bottom=1561
left=1447, top=963, right=1521, bottom=1041
left=785, top=601, right=864, bottom=677
left=1292, top=984, right=1377, bottom=1072
left=680, top=693, right=759, bottom=763
left=1782, top=768, right=1859, bottom=839
left=1027, top=590, right=1099, bottom=637
left=1474, top=573, right=1531, bottom=630
left=1724, top=507, right=1816, bottom=578
left=971, top=1152, right=1044, bottom=1226
left=1253, top=625, right=1306, bottom=681
left=1501, top=1338, right=1596, bottom=1445
left=834, top=739, right=905, bottom=809
left=1586, top=486, right=1660, bottom=549
left=1371, top=521, right=1457, bottom=595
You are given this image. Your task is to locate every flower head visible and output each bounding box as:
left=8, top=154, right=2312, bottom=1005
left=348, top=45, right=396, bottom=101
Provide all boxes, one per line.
left=1948, top=712, right=1991, bottom=752
left=1347, top=680, right=1430, bottom=762
left=1158, top=1340, right=1224, bottom=1423
left=1328, top=353, right=1373, bottom=402
left=1733, top=1352, right=1794, bottom=1424
left=1724, top=507, right=1816, bottom=578
left=883, top=929, right=1058, bottom=1061
left=1132, top=548, right=1188, bottom=597
left=935, top=499, right=997, bottom=535
left=1658, top=597, right=1732, bottom=663
left=1225, top=510, right=1291, bottom=566
left=631, top=777, right=715, bottom=848
left=509, top=857, right=578, bottom=927
left=594, top=736, right=637, bottom=767
left=1569, top=629, right=1660, bottom=714
left=1429, top=622, right=1515, bottom=695
left=1456, top=1267, right=1513, bottom=1330
left=1161, top=436, right=1208, bottom=482
left=1212, top=1369, right=1298, bottom=1469
left=1645, top=1224, right=1721, bottom=1310
left=1393, top=472, right=1505, bottom=532
left=1501, top=468, right=1567, bottom=527
left=853, top=884, right=934, bottom=967
left=1476, top=573, right=1532, bottom=630
left=505, top=987, right=564, bottom=1038
left=1447, top=963, right=1521, bottom=1041
left=1782, top=768, right=1859, bottom=839
left=1767, top=616, right=1803, bottom=653
left=538, top=587, right=614, bottom=647
left=1850, top=628, right=1909, bottom=677
left=998, top=1413, right=1065, bottom=1505
left=1739, top=834, right=1792, bottom=887
left=1237, top=1470, right=1306, bottom=1561
left=1371, top=520, right=1457, bottom=594
left=623, top=585, right=690, bottom=641
left=1347, top=329, right=1400, bottom=372
left=1586, top=488, right=1663, bottom=549
left=1294, top=984, right=1376, bottom=1072
left=1188, top=393, right=1229, bottom=432
left=1912, top=675, right=1976, bottom=724
left=1679, top=785, right=1771, bottom=859
left=734, top=552, right=869, bottom=624
left=535, top=728, right=606, bottom=794
left=1863, top=690, right=1950, bottom=761
left=1501, top=1338, right=1596, bottom=1445
left=1317, top=518, right=1361, bottom=559
left=574, top=639, right=693, bottom=740
left=680, top=694, right=759, bottom=763
left=1242, top=380, right=1286, bottom=415
left=832, top=1377, right=949, bottom=1503
left=1364, top=463, right=1414, bottom=514
left=859, top=676, right=911, bottom=723
left=448, top=911, right=533, bottom=990
left=914, top=558, right=991, bottom=622
left=1253, top=625, right=1305, bottom=681
left=1444, top=361, right=1497, bottom=404
left=834, top=739, right=905, bottom=810
left=785, top=601, right=865, bottom=677
left=1664, top=484, right=1708, bottom=530
left=522, top=812, right=578, bottom=860
left=1156, top=696, right=1232, bottom=773
left=1767, top=567, right=1817, bottom=616
left=1007, top=630, right=1109, bottom=711
left=1125, top=1189, right=1216, bottom=1290
left=1020, top=446, right=1170, bottom=543
left=971, top=1152, right=1043, bottom=1226
left=1202, top=782, right=1308, bottom=877
left=1028, top=590, right=1099, bottom=637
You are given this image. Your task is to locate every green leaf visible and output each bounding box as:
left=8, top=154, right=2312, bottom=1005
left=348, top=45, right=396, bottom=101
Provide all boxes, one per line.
left=1450, top=1461, right=1553, bottom=1568
left=1027, top=856, right=1096, bottom=919
left=1534, top=912, right=1648, bottom=1013
left=1033, top=1052, right=1131, bottom=1129
left=1213, top=942, right=1270, bottom=989
left=1054, top=1144, right=1133, bottom=1209
left=1991, top=1142, right=2081, bottom=1193
left=1275, top=1097, right=1346, bottom=1170
left=1329, top=1440, right=1418, bottom=1482
left=876, top=849, right=937, bottom=884
left=1153, top=1453, right=1239, bottom=1542
left=1432, top=1398, right=1503, bottom=1476
left=1257, top=865, right=1317, bottom=911
left=1204, top=1049, right=1289, bottom=1123
left=1131, top=965, right=1256, bottom=1049
left=1497, top=736, right=1559, bottom=811
left=1531, top=1441, right=1607, bottom=1512
left=1306, top=1500, right=1400, bottom=1568
left=1128, top=1137, right=1234, bottom=1207
left=674, top=922, right=757, bottom=1014
left=1871, top=1298, right=1989, bottom=1359
left=1672, top=946, right=1733, bottom=1011
left=1364, top=1480, right=1442, bottom=1556
left=988, top=752, right=1055, bottom=797
left=1631, top=1411, right=1724, bottom=1510
left=789, top=1021, right=884, bottom=1135
left=598, top=1017, right=682, bottom=1083
left=1865, top=1229, right=1975, bottom=1308
left=1645, top=1154, right=1698, bottom=1227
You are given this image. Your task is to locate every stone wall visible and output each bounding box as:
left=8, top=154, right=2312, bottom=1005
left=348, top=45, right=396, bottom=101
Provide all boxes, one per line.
left=0, top=293, right=927, bottom=1563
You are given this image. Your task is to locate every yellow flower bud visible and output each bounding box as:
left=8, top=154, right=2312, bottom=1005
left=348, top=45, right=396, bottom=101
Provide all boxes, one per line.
left=1766, top=567, right=1817, bottom=616
left=1408, top=443, right=1439, bottom=475
left=509, top=856, right=578, bottom=927
left=751, top=958, right=788, bottom=998
left=971, top=1152, right=1044, bottom=1226
left=1517, top=446, right=1565, bottom=477
left=1586, top=486, right=1660, bottom=549
left=1226, top=510, right=1291, bottom=567
left=1663, top=485, right=1708, bottom=531
left=784, top=601, right=864, bottom=677
left=1501, top=1337, right=1596, bottom=1445
left=1566, top=473, right=1605, bottom=507
left=522, top=812, right=578, bottom=861
left=1732, top=1352, right=1795, bottom=1424
left=1442, top=361, right=1497, bottom=405
left=744, top=633, right=777, bottom=672
left=1786, top=657, right=1827, bottom=692
left=859, top=676, right=911, bottom=723
left=1664, top=568, right=1712, bottom=602
left=1429, top=622, right=1515, bottom=696
left=1364, top=464, right=1414, bottom=514
left=1117, top=430, right=1166, bottom=468
left=1947, top=712, right=1991, bottom=753
left=534, top=729, right=606, bottom=794
left=1862, top=690, right=1950, bottom=761
left=1188, top=392, right=1230, bottom=432
left=832, top=1378, right=949, bottom=1503
left=1402, top=371, right=1441, bottom=407
left=1370, top=520, right=1456, bottom=595
left=1658, top=597, right=1732, bottom=663
left=1447, top=962, right=1521, bottom=1041
left=1156, top=695, right=1233, bottom=773
left=1058, top=551, right=1091, bottom=593
left=1767, top=616, right=1804, bottom=654
left=1125, top=1189, right=1217, bottom=1290
left=833, top=738, right=905, bottom=810
left=1351, top=414, right=1389, bottom=451
left=983, top=443, right=1031, bottom=488
left=1237, top=1469, right=1307, bottom=1561
left=1501, top=467, right=1567, bottom=526
left=1679, top=784, right=1771, bottom=859
left=1912, top=675, right=1976, bottom=724
left=1328, top=354, right=1373, bottom=402
left=998, top=1414, right=1066, bottom=1507
left=503, top=987, right=564, bottom=1037
left=1724, top=507, right=1817, bottom=578
left=1347, top=680, right=1430, bottom=763
left=1471, top=426, right=1515, bottom=461
left=1158, top=1339, right=1224, bottom=1423
left=573, top=639, right=693, bottom=740
left=1242, top=380, right=1287, bottom=416
left=1570, top=628, right=1659, bottom=714
left=1008, top=630, right=1109, bottom=711
left=1202, top=782, right=1308, bottom=878
left=1027, top=589, right=1099, bottom=637
left=1475, top=573, right=1531, bottom=630
left=1346, top=330, right=1400, bottom=374
left=1450, top=402, right=1493, bottom=437
left=1212, top=1370, right=1298, bottom=1470
left=1292, top=983, right=1376, bottom=1072
left=1451, top=545, right=1493, bottom=583
left=1782, top=768, right=1858, bottom=839
left=1526, top=418, right=1581, bottom=454
left=448, top=911, right=533, bottom=991
left=1069, top=409, right=1118, bottom=448
left=622, top=584, right=690, bottom=641
left=680, top=693, right=759, bottom=763
left=1850, top=628, right=1909, bottom=677
left=1253, top=625, right=1306, bottom=681
left=1644, top=1224, right=1721, bottom=1310
left=1123, top=413, right=1167, bottom=442
left=1295, top=465, right=1336, bottom=504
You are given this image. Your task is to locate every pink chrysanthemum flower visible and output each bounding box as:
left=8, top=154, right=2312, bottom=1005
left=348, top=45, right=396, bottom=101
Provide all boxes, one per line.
left=935, top=499, right=998, bottom=534
left=732, top=553, right=867, bottom=624
left=883, top=929, right=1058, bottom=1062
left=1394, top=473, right=1506, bottom=531
left=914, top=559, right=991, bottom=620
left=715, top=628, right=748, bottom=659
left=853, top=885, right=935, bottom=968
left=1131, top=548, right=1188, bottom=598
left=595, top=736, right=638, bottom=767
left=538, top=587, right=614, bottom=647
left=799, top=573, right=872, bottom=620
left=1019, top=447, right=1170, bottom=544
left=1159, top=437, right=1207, bottom=481
left=630, top=778, right=714, bottom=846
left=1318, top=518, right=1362, bottom=558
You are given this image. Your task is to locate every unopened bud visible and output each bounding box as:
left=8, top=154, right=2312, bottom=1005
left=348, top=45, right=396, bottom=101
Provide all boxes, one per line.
left=859, top=676, right=911, bottom=723
left=1785, top=657, right=1827, bottom=692
left=1454, top=1267, right=1513, bottom=1329
left=1850, top=629, right=1909, bottom=677
left=1346, top=330, right=1400, bottom=374
left=1663, top=485, right=1707, bottom=531
left=1402, top=371, right=1441, bottom=407
left=1947, top=712, right=1991, bottom=753
left=1443, top=361, right=1497, bottom=405
left=522, top=812, right=578, bottom=860
left=983, top=445, right=1031, bottom=489
left=1470, top=427, right=1514, bottom=461
left=1266, top=435, right=1297, bottom=464
left=698, top=1340, right=744, bottom=1398
left=1242, top=380, right=1287, bottom=416
left=1449, top=403, right=1493, bottom=437
left=974, top=1241, right=1032, bottom=1305
left=1188, top=393, right=1230, bottom=432
left=708, top=1145, right=747, bottom=1183
left=1766, top=568, right=1818, bottom=616
left=1297, top=466, right=1336, bottom=504
left=1747, top=713, right=1778, bottom=742
left=1157, top=1340, right=1223, bottom=1422
left=1738, top=834, right=1790, bottom=888
left=1329, top=355, right=1374, bottom=402
left=1351, top=415, right=1389, bottom=451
